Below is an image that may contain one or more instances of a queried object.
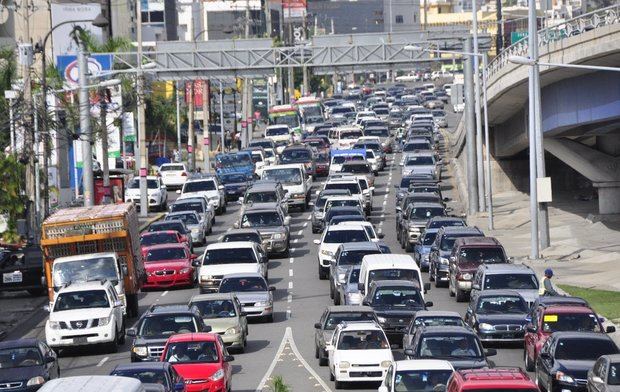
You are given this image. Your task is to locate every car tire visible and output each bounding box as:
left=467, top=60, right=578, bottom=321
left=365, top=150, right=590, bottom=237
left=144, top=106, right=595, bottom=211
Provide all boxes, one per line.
left=404, top=241, right=413, bottom=252
left=315, top=345, right=319, bottom=359
left=448, top=281, right=456, bottom=297
left=333, top=293, right=341, bottom=306
left=265, top=314, right=274, bottom=323
left=318, top=352, right=328, bottom=366
left=330, top=372, right=335, bottom=382
left=456, top=287, right=467, bottom=302
left=319, top=266, right=328, bottom=280
left=107, top=334, right=118, bottom=354
left=429, top=266, right=435, bottom=282
left=118, top=319, right=126, bottom=345
left=222, top=202, right=227, bottom=213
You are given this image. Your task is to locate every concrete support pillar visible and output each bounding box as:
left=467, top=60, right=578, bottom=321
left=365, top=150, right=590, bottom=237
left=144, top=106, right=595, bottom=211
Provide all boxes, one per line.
left=596, top=135, right=620, bottom=157
left=594, top=182, right=620, bottom=214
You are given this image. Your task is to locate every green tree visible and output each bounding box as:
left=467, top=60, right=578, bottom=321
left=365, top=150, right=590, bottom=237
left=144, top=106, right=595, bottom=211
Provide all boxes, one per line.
left=0, top=155, right=26, bottom=243
left=267, top=376, right=291, bottom=392
left=0, top=47, right=17, bottom=150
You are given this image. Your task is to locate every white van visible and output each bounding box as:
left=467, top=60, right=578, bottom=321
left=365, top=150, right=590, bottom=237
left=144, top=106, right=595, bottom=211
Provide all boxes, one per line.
left=262, top=164, right=312, bottom=210
left=39, top=376, right=145, bottom=392
left=358, top=254, right=429, bottom=298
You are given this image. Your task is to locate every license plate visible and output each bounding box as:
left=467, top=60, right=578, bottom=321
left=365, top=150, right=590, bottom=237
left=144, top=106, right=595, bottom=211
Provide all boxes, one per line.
left=73, top=337, right=88, bottom=344
left=3, top=271, right=22, bottom=283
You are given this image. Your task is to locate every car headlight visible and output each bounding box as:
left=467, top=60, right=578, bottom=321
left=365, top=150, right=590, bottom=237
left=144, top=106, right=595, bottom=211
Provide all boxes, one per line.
left=191, top=228, right=200, bottom=233
left=48, top=321, right=61, bottom=330
left=478, top=323, right=495, bottom=331
left=200, top=275, right=213, bottom=282
left=461, top=273, right=472, bottom=280
left=209, top=369, right=225, bottom=381
left=254, top=301, right=269, bottom=307
left=337, top=273, right=347, bottom=284
left=338, top=361, right=350, bottom=369
left=132, top=346, right=148, bottom=357
left=556, top=372, right=574, bottom=384
left=272, top=233, right=284, bottom=240
left=98, top=317, right=111, bottom=326
left=225, top=326, right=241, bottom=335
left=377, top=316, right=387, bottom=324
left=321, top=250, right=334, bottom=257
left=180, top=268, right=192, bottom=275
left=381, top=361, right=392, bottom=368
left=27, top=376, right=45, bottom=386
left=440, top=257, right=449, bottom=265
left=408, top=225, right=420, bottom=232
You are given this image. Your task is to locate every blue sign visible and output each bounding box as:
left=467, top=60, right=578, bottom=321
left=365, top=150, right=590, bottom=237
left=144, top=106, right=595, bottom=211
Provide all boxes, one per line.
left=56, top=54, right=112, bottom=85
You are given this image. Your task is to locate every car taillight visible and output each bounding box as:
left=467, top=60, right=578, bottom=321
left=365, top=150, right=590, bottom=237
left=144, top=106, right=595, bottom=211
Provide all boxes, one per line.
left=181, top=172, right=187, bottom=176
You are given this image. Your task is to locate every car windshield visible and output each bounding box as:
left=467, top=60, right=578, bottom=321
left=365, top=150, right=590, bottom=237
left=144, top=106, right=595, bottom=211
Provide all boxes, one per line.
left=365, top=128, right=389, bottom=137
left=332, top=155, right=364, bottom=164
left=555, top=338, right=618, bottom=360
left=183, top=181, right=216, bottom=193
left=146, top=247, right=187, bottom=262
left=326, top=209, right=363, bottom=221
left=484, top=274, right=538, bottom=290
left=164, top=341, right=219, bottom=364
left=250, top=153, right=263, bottom=163
left=170, top=202, right=203, bottom=214
left=414, top=317, right=465, bottom=328
left=54, top=290, right=109, bottom=311
left=477, top=296, right=528, bottom=314
left=371, top=287, right=423, bottom=309
left=272, top=115, right=299, bottom=127
left=324, top=229, right=368, bottom=244
left=219, top=277, right=268, bottom=293
left=541, top=313, right=602, bottom=333
left=203, top=248, right=256, bottom=264
left=440, top=234, right=478, bottom=252
left=263, top=168, right=302, bottom=185
left=428, top=220, right=464, bottom=229
left=139, top=315, right=197, bottom=338
left=52, top=256, right=118, bottom=288
left=160, top=165, right=184, bottom=172
left=368, top=269, right=420, bottom=285
left=348, top=269, right=361, bottom=284
left=404, top=143, right=430, bottom=152
left=419, top=335, right=482, bottom=358
left=266, top=127, right=289, bottom=136
left=411, top=186, right=440, bottom=194
left=264, top=149, right=275, bottom=158
left=406, top=156, right=434, bottom=165
left=111, top=370, right=169, bottom=388
left=149, top=222, right=186, bottom=234
left=609, top=363, right=620, bottom=385
left=250, top=141, right=273, bottom=149
left=245, top=191, right=278, bottom=204
left=337, top=330, right=389, bottom=350
left=327, top=200, right=360, bottom=210
left=324, top=312, right=376, bottom=330
left=128, top=179, right=159, bottom=189
left=223, top=233, right=261, bottom=244
left=421, top=232, right=437, bottom=245
left=342, top=164, right=370, bottom=174
left=393, top=369, right=453, bottom=392
left=305, top=140, right=325, bottom=148
left=192, top=299, right=237, bottom=318
left=220, top=174, right=248, bottom=184
left=338, top=250, right=381, bottom=266
left=281, top=149, right=312, bottom=163
left=410, top=207, right=445, bottom=219
left=459, top=248, right=506, bottom=264
left=325, top=182, right=361, bottom=195
left=141, top=232, right=178, bottom=246
left=340, top=131, right=362, bottom=139
left=166, top=213, right=199, bottom=225
left=241, top=211, right=283, bottom=228
left=0, top=347, right=43, bottom=368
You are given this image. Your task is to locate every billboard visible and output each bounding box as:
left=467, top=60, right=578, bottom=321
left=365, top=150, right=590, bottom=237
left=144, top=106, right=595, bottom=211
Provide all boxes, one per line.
left=56, top=54, right=113, bottom=87
left=50, top=3, right=104, bottom=59
left=283, top=0, right=306, bottom=20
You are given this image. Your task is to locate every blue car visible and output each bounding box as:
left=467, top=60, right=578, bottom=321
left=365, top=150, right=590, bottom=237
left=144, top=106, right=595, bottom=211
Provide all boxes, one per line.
left=0, top=338, right=59, bottom=391
left=215, top=151, right=255, bottom=179
left=218, top=172, right=252, bottom=201
left=414, top=228, right=438, bottom=271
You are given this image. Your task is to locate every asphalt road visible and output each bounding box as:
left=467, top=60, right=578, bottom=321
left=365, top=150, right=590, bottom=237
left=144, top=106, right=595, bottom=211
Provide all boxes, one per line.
left=5, top=106, right=527, bottom=391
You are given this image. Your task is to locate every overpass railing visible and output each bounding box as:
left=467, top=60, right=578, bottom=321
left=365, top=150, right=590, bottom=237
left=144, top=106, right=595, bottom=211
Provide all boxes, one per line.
left=487, top=5, right=620, bottom=79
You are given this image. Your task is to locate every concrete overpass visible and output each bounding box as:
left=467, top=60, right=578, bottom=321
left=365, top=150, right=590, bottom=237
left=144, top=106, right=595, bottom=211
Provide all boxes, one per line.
left=454, top=5, right=620, bottom=215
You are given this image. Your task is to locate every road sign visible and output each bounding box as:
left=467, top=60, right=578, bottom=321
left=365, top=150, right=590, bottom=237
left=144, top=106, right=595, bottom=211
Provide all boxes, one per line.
left=56, top=54, right=112, bottom=86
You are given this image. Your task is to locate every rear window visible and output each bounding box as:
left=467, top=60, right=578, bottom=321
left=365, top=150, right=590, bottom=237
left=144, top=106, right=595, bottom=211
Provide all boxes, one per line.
left=160, top=165, right=184, bottom=172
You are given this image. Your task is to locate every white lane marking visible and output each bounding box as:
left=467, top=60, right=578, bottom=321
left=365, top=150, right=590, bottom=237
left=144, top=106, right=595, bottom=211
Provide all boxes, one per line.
left=385, top=188, right=390, bottom=193
left=96, top=357, right=109, bottom=367
left=307, top=214, right=312, bottom=220
left=287, top=294, right=292, bottom=303
left=383, top=200, right=387, bottom=206
left=289, top=269, right=294, bottom=277
left=379, top=221, right=384, bottom=227
left=161, top=291, right=168, bottom=297
left=290, top=257, right=294, bottom=264
left=293, top=238, right=299, bottom=243
left=303, top=222, right=308, bottom=228
left=297, top=230, right=303, bottom=235
left=217, top=236, right=223, bottom=241
left=290, top=248, right=296, bottom=253
left=384, top=194, right=388, bottom=199
left=286, top=309, right=292, bottom=319
left=381, top=213, right=385, bottom=218
left=288, top=281, right=293, bottom=289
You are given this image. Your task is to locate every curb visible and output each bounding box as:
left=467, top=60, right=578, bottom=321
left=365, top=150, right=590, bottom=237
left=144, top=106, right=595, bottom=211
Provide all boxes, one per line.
left=139, top=212, right=165, bottom=231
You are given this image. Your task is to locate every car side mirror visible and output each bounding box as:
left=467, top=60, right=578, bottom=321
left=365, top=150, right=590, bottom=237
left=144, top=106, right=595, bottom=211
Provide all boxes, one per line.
left=484, top=348, right=497, bottom=357
left=192, top=260, right=201, bottom=268
left=126, top=328, right=137, bottom=337
left=362, top=300, right=370, bottom=306
left=424, top=283, right=431, bottom=292
left=284, top=216, right=291, bottom=226
left=238, top=197, right=244, bottom=204
left=526, top=325, right=537, bottom=333
left=176, top=189, right=181, bottom=194
left=45, top=355, right=56, bottom=363
left=224, top=355, right=235, bottom=362
left=203, top=325, right=212, bottom=332
left=507, top=256, right=514, bottom=263
left=592, top=376, right=604, bottom=384
left=233, top=222, right=240, bottom=229
left=539, top=352, right=551, bottom=360
left=472, top=284, right=480, bottom=291
left=607, top=325, right=616, bottom=333
left=315, top=190, right=321, bottom=195
left=425, top=301, right=434, bottom=307
left=313, top=239, right=321, bottom=245
left=377, top=233, right=385, bottom=239
left=43, top=305, right=50, bottom=312
left=449, top=256, right=456, bottom=262
left=404, top=348, right=415, bottom=357
left=269, top=286, right=276, bottom=292
left=218, top=185, right=224, bottom=190
left=358, top=283, right=364, bottom=291
left=314, top=322, right=321, bottom=329
left=396, top=206, right=402, bottom=213
left=114, top=300, right=123, bottom=308
left=326, top=344, right=334, bottom=352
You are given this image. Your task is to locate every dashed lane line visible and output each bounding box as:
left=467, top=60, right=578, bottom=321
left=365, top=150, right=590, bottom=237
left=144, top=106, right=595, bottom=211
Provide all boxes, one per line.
left=161, top=291, right=168, bottom=297
left=290, top=257, right=294, bottom=264
left=289, top=269, right=294, bottom=277
left=96, top=356, right=109, bottom=367
left=288, top=281, right=293, bottom=289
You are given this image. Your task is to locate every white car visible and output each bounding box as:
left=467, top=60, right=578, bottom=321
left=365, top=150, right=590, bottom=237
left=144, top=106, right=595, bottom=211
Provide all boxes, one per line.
left=177, top=176, right=226, bottom=215
left=261, top=164, right=312, bottom=210
left=327, top=321, right=393, bottom=389
left=322, top=177, right=367, bottom=214
left=263, top=148, right=277, bottom=166
left=198, top=242, right=268, bottom=294
left=158, top=163, right=188, bottom=189
left=379, top=359, right=454, bottom=392
left=395, top=73, right=420, bottom=82
left=124, top=176, right=168, bottom=211
left=313, top=225, right=369, bottom=280
left=337, top=221, right=384, bottom=243
left=264, top=125, right=292, bottom=154
left=45, top=281, right=125, bottom=352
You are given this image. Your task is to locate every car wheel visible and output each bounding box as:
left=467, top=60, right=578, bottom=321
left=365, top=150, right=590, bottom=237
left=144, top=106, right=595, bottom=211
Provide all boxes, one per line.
left=404, top=241, right=413, bottom=252
left=318, top=351, right=328, bottom=366
left=315, top=345, right=319, bottom=359
left=222, top=202, right=227, bottom=213
left=107, top=333, right=118, bottom=354
left=429, top=265, right=435, bottom=282
left=333, top=292, right=341, bottom=306
left=448, top=280, right=456, bottom=297
left=118, top=320, right=126, bottom=345
left=456, top=288, right=467, bottom=302
left=265, top=314, right=274, bottom=323
left=330, top=372, right=335, bottom=382
left=319, top=266, right=328, bottom=280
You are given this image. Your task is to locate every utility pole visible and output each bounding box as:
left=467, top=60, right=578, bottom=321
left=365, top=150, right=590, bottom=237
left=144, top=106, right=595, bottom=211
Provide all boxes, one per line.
left=76, top=32, right=95, bottom=207
left=219, top=81, right=225, bottom=153
left=472, top=0, right=485, bottom=212
left=176, top=82, right=182, bottom=157
left=33, top=95, right=40, bottom=233
left=136, top=0, right=148, bottom=217
left=482, top=54, right=494, bottom=230
left=99, top=88, right=111, bottom=203
left=187, top=82, right=195, bottom=171
left=463, top=36, right=478, bottom=215
left=202, top=80, right=211, bottom=172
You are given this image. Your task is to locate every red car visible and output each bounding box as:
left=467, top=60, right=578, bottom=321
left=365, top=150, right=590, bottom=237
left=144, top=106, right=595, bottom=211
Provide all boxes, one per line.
left=523, top=301, right=613, bottom=371
left=141, top=230, right=192, bottom=257
left=161, top=333, right=234, bottom=392
left=314, top=152, right=330, bottom=177
left=446, top=368, right=539, bottom=392
left=143, top=243, right=198, bottom=289
left=303, top=137, right=330, bottom=155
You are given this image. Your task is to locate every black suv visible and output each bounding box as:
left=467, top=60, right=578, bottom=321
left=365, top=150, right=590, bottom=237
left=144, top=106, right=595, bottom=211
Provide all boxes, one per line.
left=128, top=304, right=210, bottom=362
left=279, top=144, right=316, bottom=177
left=404, top=325, right=496, bottom=370
left=363, top=280, right=433, bottom=347
left=428, top=226, right=484, bottom=287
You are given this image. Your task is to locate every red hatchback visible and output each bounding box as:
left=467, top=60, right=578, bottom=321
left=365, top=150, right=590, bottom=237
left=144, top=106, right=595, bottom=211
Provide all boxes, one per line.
left=161, top=333, right=234, bottom=392
left=143, top=243, right=198, bottom=289
left=446, top=368, right=539, bottom=392
left=523, top=303, right=613, bottom=371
